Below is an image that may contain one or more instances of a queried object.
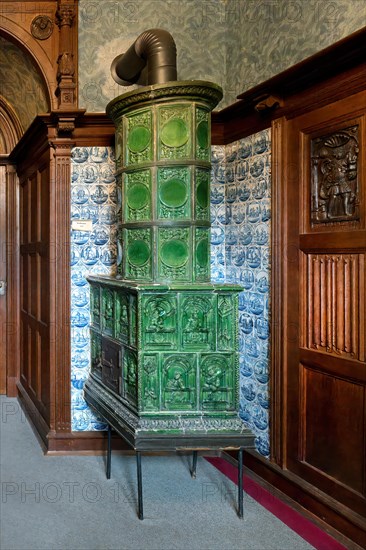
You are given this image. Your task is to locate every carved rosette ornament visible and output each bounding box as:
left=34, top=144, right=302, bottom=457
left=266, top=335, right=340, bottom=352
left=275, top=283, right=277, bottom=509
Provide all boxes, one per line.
left=30, top=16, right=54, bottom=40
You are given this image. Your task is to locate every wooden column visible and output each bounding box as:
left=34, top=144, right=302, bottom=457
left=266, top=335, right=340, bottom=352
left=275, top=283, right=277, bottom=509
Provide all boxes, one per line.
left=49, top=139, right=73, bottom=434
left=55, top=0, right=80, bottom=134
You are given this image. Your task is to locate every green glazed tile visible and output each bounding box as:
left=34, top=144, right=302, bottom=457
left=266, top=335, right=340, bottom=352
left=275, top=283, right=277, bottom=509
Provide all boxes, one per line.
left=161, top=354, right=196, bottom=411
left=124, top=169, right=152, bottom=222
left=158, top=105, right=191, bottom=160
left=180, top=294, right=215, bottom=351
left=141, top=294, right=178, bottom=350
left=158, top=227, right=190, bottom=281
left=124, top=228, right=152, bottom=280
left=101, top=287, right=115, bottom=337
left=125, top=109, right=153, bottom=166
left=157, top=166, right=190, bottom=220
left=199, top=354, right=236, bottom=411
left=141, top=354, right=160, bottom=411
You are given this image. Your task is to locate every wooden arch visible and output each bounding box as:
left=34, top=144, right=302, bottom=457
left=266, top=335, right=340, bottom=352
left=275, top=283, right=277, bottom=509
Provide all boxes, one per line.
left=0, top=96, right=24, bottom=154
left=0, top=21, right=55, bottom=112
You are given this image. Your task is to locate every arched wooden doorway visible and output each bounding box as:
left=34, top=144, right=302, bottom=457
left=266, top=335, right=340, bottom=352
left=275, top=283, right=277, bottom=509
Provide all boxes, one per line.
left=0, top=22, right=53, bottom=395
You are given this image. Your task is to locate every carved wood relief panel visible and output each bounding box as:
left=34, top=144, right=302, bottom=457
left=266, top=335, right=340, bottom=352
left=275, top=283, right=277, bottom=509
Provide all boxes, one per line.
left=301, top=252, right=365, bottom=362
left=311, top=125, right=359, bottom=225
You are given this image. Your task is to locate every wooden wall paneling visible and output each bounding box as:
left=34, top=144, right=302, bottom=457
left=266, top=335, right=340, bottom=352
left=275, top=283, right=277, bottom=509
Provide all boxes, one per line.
left=5, top=164, right=20, bottom=396
left=9, top=114, right=115, bottom=450
left=282, top=91, right=366, bottom=522
left=0, top=165, right=7, bottom=393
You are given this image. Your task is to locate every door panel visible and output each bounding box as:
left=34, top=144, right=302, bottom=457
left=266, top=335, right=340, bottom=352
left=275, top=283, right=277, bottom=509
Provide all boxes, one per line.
left=19, top=161, right=50, bottom=420
left=284, top=90, right=366, bottom=517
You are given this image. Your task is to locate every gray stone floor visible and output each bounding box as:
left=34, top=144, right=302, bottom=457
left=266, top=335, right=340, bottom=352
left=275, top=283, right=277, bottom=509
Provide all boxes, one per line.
left=0, top=396, right=314, bottom=550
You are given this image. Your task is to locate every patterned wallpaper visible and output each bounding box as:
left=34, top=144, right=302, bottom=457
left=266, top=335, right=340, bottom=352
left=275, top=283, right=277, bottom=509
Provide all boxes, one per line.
left=78, top=0, right=227, bottom=111
left=0, top=36, right=49, bottom=131
left=78, top=0, right=366, bottom=109
left=70, top=129, right=271, bottom=458
left=225, top=0, right=366, bottom=105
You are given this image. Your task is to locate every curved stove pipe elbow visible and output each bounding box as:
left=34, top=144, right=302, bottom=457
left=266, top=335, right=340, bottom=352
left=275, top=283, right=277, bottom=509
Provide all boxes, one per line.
left=111, top=28, right=177, bottom=86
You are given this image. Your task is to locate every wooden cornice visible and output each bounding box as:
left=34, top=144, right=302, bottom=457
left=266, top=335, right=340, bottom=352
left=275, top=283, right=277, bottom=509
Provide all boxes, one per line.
left=9, top=112, right=116, bottom=165
left=212, top=26, right=366, bottom=144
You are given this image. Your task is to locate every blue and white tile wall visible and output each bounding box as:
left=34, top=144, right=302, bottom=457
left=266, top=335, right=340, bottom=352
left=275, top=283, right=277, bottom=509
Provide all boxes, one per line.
left=70, top=131, right=271, bottom=457
left=70, top=146, right=117, bottom=431
left=211, top=129, right=271, bottom=458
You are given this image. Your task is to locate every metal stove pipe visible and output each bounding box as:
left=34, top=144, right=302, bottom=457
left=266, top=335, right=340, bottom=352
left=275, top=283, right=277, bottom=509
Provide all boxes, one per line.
left=111, top=28, right=177, bottom=86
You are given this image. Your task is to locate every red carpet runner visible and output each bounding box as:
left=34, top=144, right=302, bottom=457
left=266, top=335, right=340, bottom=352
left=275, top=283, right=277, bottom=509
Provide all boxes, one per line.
left=205, top=457, right=346, bottom=550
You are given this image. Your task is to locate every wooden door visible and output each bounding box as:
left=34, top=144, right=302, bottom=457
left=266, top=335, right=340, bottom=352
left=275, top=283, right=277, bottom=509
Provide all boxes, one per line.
left=282, top=90, right=366, bottom=517
left=19, top=160, right=51, bottom=421
left=0, top=165, right=7, bottom=393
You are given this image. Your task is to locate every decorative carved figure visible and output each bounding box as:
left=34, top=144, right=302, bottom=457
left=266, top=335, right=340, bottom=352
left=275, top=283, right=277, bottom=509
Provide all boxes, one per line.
left=311, top=126, right=359, bottom=223
left=144, top=296, right=176, bottom=347
left=163, top=356, right=195, bottom=410
left=57, top=52, right=75, bottom=77
left=56, top=4, right=75, bottom=27
left=182, top=297, right=211, bottom=346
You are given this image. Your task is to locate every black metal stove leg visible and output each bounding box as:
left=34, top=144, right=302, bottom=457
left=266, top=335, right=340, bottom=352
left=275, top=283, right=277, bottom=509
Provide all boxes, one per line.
left=191, top=451, right=198, bottom=479
left=136, top=451, right=143, bottom=520
left=106, top=424, right=112, bottom=480
left=238, top=448, right=244, bottom=518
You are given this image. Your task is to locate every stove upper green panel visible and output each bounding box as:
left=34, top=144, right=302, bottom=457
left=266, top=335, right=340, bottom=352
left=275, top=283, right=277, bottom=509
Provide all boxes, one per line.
left=106, top=81, right=223, bottom=284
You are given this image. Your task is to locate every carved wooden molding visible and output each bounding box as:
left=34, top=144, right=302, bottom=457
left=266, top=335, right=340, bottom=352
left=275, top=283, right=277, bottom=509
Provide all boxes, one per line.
left=254, top=95, right=283, bottom=113
left=270, top=117, right=286, bottom=467
left=302, top=253, right=365, bottom=361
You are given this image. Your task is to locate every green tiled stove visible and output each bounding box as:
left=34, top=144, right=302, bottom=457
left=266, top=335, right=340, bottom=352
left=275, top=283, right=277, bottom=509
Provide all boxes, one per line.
left=83, top=29, right=254, bottom=519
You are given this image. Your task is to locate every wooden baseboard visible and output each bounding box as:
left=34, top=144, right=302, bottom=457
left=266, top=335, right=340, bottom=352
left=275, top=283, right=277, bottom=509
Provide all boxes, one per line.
left=6, top=377, right=19, bottom=397
left=46, top=431, right=130, bottom=454
left=17, top=382, right=50, bottom=450
left=241, top=450, right=366, bottom=549
left=16, top=383, right=130, bottom=454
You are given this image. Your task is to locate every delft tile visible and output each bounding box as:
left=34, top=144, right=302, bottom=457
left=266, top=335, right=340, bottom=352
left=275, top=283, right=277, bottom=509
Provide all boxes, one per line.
left=256, top=434, right=270, bottom=458
left=211, top=130, right=272, bottom=457
left=237, top=137, right=252, bottom=160
left=254, top=359, right=269, bottom=385
left=71, top=146, right=117, bottom=432
left=240, top=356, right=254, bottom=378
left=210, top=184, right=225, bottom=205
left=252, top=405, right=269, bottom=432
